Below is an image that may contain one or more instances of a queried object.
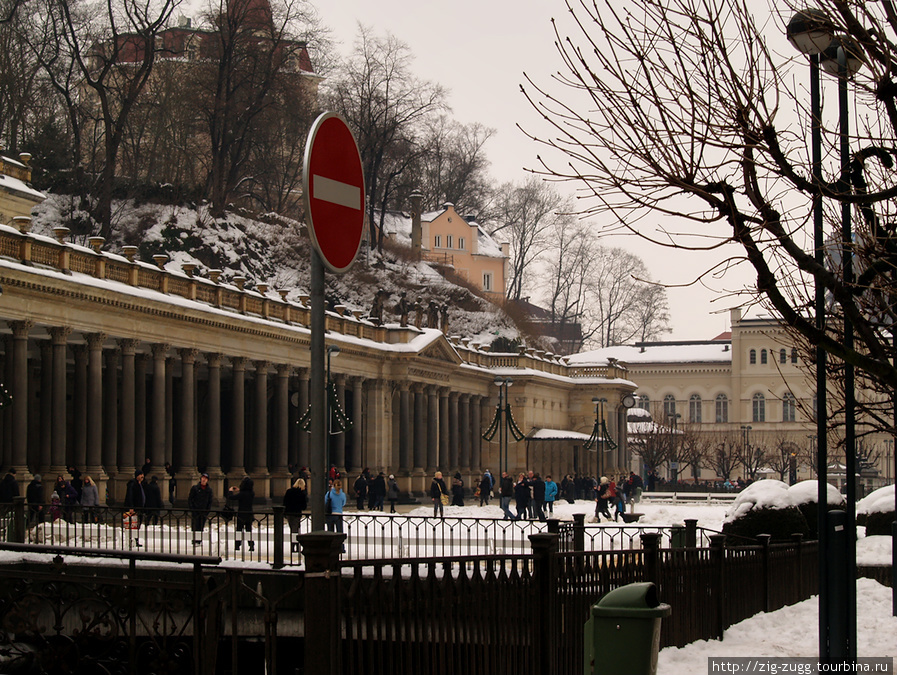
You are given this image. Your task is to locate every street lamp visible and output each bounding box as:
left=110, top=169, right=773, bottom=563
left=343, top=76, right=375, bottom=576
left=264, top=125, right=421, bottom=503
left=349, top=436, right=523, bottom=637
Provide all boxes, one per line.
left=593, top=397, right=608, bottom=478
left=325, top=345, right=340, bottom=473
left=668, top=413, right=681, bottom=495
left=788, top=6, right=864, bottom=653
left=740, top=425, right=752, bottom=479
left=493, top=376, right=514, bottom=476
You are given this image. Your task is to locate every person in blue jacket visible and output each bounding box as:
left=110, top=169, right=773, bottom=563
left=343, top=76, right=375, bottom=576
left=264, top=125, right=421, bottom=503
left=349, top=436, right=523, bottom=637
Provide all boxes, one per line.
left=544, top=474, right=558, bottom=516
left=325, top=478, right=347, bottom=535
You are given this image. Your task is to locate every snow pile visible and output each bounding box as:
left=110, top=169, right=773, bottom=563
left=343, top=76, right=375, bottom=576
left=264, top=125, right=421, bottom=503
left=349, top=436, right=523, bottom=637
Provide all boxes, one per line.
left=724, top=480, right=846, bottom=524
left=788, top=479, right=844, bottom=506
left=857, top=484, right=896, bottom=516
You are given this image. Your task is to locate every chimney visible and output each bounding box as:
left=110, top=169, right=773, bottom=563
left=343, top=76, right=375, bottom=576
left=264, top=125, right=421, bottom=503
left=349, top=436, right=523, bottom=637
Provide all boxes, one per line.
left=410, top=191, right=423, bottom=257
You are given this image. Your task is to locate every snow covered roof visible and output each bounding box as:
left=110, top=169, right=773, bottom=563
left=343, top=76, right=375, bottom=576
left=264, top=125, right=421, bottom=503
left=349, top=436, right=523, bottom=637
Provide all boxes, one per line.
left=527, top=428, right=592, bottom=441
left=0, top=171, right=45, bottom=202
left=568, top=341, right=732, bottom=367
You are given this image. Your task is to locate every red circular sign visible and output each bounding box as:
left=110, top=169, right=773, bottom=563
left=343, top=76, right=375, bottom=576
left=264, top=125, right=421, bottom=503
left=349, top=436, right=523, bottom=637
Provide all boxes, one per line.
left=302, top=112, right=366, bottom=273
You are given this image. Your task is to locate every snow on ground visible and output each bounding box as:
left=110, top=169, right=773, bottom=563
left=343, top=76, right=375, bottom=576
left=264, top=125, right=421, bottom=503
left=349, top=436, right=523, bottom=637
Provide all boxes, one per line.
left=657, top=578, right=897, bottom=673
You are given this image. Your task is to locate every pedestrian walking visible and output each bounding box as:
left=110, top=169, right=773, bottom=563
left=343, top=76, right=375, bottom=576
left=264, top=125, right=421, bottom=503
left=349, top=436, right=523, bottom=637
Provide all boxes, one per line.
left=144, top=476, right=163, bottom=525
left=80, top=475, right=100, bottom=524
left=478, top=471, right=493, bottom=507
left=387, top=474, right=399, bottom=513
left=499, top=471, right=515, bottom=520
left=325, top=479, right=347, bottom=552
left=353, top=471, right=369, bottom=511
left=544, top=474, right=558, bottom=516
left=283, top=478, right=308, bottom=553
left=514, top=474, right=530, bottom=520
left=228, top=476, right=255, bottom=552
left=451, top=472, right=464, bottom=507
left=532, top=473, right=547, bottom=521
left=0, top=467, right=18, bottom=503
left=187, top=473, right=213, bottom=546
left=595, top=476, right=612, bottom=521
left=124, top=470, right=146, bottom=548
left=369, top=472, right=386, bottom=511
left=430, top=471, right=448, bottom=517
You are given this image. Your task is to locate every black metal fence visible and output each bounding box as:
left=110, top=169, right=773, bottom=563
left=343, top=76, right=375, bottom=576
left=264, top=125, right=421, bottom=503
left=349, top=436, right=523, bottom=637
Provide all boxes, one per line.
left=0, top=526, right=818, bottom=675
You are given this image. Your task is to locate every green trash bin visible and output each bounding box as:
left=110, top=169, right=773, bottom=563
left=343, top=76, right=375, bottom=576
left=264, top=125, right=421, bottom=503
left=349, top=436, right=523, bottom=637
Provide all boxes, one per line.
left=583, top=582, right=671, bottom=675
left=670, top=524, right=686, bottom=548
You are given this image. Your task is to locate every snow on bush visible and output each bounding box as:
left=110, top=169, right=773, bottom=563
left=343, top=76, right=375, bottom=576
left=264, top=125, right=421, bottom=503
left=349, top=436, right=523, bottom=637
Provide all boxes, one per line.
left=857, top=485, right=895, bottom=516
left=788, top=479, right=844, bottom=506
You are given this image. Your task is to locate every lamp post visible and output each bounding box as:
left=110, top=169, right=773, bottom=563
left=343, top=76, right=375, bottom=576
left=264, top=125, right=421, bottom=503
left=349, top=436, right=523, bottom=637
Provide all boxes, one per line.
left=493, top=376, right=514, bottom=476
left=788, top=7, right=863, bottom=655
left=326, top=345, right=340, bottom=473
left=668, top=413, right=681, bottom=497
left=593, top=397, right=608, bottom=479
left=740, top=425, right=752, bottom=479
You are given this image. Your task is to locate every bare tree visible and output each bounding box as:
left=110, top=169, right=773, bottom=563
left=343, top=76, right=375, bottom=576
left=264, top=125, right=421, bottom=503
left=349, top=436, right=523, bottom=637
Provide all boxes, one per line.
left=706, top=435, right=740, bottom=481
left=58, top=0, right=181, bottom=236
left=520, top=0, right=897, bottom=432
left=324, top=25, right=447, bottom=250
left=489, top=177, right=570, bottom=301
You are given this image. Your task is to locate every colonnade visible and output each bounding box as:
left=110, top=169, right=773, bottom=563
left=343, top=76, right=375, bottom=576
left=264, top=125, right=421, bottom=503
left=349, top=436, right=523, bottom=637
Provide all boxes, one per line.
left=0, top=320, right=494, bottom=502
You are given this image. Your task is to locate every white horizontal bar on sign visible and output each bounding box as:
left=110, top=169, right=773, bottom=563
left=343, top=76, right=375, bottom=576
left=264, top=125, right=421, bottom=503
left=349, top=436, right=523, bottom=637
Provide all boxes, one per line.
left=313, top=175, right=361, bottom=210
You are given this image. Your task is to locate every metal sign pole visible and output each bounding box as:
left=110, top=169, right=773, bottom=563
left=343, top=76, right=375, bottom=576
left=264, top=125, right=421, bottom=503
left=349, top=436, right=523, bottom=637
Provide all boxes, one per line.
left=309, top=251, right=326, bottom=531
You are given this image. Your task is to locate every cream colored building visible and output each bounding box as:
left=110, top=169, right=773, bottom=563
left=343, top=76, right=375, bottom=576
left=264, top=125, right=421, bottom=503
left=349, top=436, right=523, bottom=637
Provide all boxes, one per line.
left=0, top=152, right=45, bottom=227
left=0, top=220, right=633, bottom=504
left=568, top=308, right=862, bottom=484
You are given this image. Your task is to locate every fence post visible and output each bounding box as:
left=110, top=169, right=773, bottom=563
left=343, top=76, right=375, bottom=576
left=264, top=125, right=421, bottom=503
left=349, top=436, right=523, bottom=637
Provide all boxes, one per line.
left=11, top=496, right=25, bottom=543
left=299, top=531, right=346, bottom=675
left=791, top=533, right=804, bottom=601
left=530, top=533, right=559, bottom=675
left=272, top=505, right=284, bottom=569
left=684, top=518, right=698, bottom=548
left=573, top=512, right=585, bottom=552
left=710, top=534, right=726, bottom=640
left=547, top=519, right=559, bottom=535
left=757, top=534, right=771, bottom=613
left=639, top=532, right=661, bottom=587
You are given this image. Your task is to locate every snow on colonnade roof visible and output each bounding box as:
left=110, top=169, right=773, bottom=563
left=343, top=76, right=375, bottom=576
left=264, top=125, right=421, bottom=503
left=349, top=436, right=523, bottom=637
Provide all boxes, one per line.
left=567, top=341, right=733, bottom=367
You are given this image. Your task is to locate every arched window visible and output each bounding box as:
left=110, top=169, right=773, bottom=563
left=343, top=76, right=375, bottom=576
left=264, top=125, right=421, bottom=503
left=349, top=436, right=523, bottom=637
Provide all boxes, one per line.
left=752, top=393, right=766, bottom=422
left=689, top=394, right=702, bottom=423
left=639, top=395, right=650, bottom=411
left=782, top=392, right=796, bottom=422
left=715, top=393, right=729, bottom=423
left=791, top=348, right=798, bottom=364
left=780, top=349, right=787, bottom=364
left=663, top=394, right=677, bottom=418
left=760, top=349, right=768, bottom=364
left=749, top=349, right=756, bottom=364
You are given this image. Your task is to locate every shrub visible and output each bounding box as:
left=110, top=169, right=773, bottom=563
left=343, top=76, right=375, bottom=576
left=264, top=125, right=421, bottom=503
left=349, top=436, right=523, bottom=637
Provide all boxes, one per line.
left=864, top=510, right=896, bottom=536
left=722, top=505, right=809, bottom=543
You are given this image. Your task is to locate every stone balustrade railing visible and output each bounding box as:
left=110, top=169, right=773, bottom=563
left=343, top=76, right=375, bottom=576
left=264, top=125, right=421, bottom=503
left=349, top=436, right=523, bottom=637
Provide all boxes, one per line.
left=0, top=222, right=621, bottom=381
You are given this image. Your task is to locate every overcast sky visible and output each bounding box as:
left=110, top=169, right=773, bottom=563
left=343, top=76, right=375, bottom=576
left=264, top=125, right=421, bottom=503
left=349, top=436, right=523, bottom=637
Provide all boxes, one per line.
left=318, top=0, right=751, bottom=341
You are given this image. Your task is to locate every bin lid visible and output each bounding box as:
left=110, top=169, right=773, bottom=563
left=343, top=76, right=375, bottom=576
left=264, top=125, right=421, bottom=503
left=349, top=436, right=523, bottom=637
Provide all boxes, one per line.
left=591, top=582, right=672, bottom=618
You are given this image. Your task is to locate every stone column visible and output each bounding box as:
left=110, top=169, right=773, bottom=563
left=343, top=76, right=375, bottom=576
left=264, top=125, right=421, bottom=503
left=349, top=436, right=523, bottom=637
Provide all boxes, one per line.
left=296, top=368, right=309, bottom=470
left=1, top=336, right=12, bottom=470
left=412, top=384, right=425, bottom=473
left=72, top=344, right=88, bottom=473
left=50, top=329, right=70, bottom=472
left=272, top=363, right=291, bottom=495
left=459, top=393, right=471, bottom=473
left=179, top=349, right=197, bottom=472
left=364, top=379, right=388, bottom=472
left=438, top=388, right=449, bottom=472
left=119, top=339, right=139, bottom=479
left=426, top=386, right=439, bottom=472
left=9, top=321, right=34, bottom=475
left=150, top=344, right=169, bottom=470
left=205, top=353, right=223, bottom=477
left=253, top=360, right=269, bottom=473
left=350, top=377, right=364, bottom=472
left=398, top=382, right=411, bottom=473
left=230, top=356, right=246, bottom=476
left=165, top=356, right=175, bottom=463
left=470, top=395, right=483, bottom=472
left=39, top=340, right=52, bottom=472
left=333, top=374, right=346, bottom=472
left=448, top=391, right=460, bottom=471
left=102, top=347, right=119, bottom=478
left=135, top=353, right=149, bottom=467
left=85, top=333, right=106, bottom=479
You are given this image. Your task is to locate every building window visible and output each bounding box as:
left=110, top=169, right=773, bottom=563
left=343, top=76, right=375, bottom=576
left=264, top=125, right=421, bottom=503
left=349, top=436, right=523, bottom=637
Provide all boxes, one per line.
left=752, top=393, right=766, bottom=422
left=760, top=349, right=768, bottom=364
left=780, top=349, right=787, bottom=364
left=782, top=392, right=796, bottom=422
left=715, top=394, right=728, bottom=423
left=639, top=395, right=650, bottom=411
left=446, top=235, right=453, bottom=248
left=689, top=394, right=702, bottom=423
left=483, top=272, right=493, bottom=292
left=434, top=235, right=442, bottom=248
left=663, top=394, right=677, bottom=418
left=458, top=237, right=465, bottom=250
left=749, top=349, right=756, bottom=364
left=791, top=348, right=798, bottom=364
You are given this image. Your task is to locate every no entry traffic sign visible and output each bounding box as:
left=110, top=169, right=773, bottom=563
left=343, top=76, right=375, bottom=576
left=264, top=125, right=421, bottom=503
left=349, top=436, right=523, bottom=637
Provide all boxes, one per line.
left=302, top=112, right=366, bottom=274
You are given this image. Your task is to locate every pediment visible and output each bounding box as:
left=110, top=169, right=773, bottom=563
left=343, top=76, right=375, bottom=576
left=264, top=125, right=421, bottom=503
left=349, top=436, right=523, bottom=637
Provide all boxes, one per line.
left=418, top=336, right=463, bottom=365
